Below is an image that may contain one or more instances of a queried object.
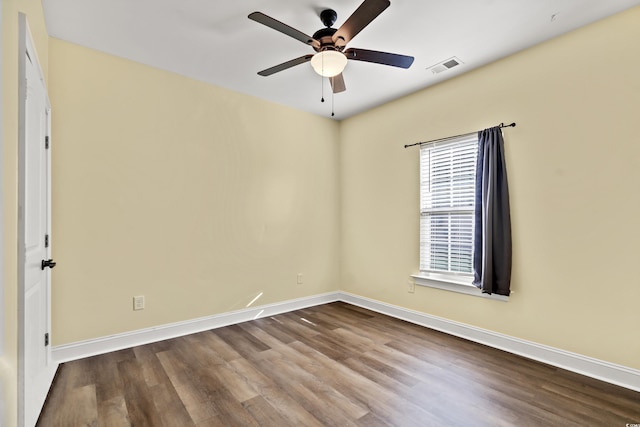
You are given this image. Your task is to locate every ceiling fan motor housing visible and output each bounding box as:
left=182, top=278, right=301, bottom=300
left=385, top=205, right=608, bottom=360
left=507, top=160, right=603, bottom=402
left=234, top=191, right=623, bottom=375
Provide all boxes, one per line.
left=313, top=10, right=344, bottom=53
left=312, top=27, right=341, bottom=52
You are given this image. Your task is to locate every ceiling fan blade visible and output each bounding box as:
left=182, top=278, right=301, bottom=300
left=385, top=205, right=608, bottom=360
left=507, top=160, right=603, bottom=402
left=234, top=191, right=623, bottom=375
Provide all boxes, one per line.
left=257, top=55, right=314, bottom=76
left=330, top=74, right=346, bottom=93
left=249, top=12, right=320, bottom=49
left=345, top=48, right=414, bottom=69
left=332, top=0, right=390, bottom=48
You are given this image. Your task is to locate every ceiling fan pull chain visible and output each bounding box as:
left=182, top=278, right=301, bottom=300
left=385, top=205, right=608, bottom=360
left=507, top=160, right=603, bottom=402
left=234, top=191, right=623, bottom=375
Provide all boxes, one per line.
left=321, top=54, right=325, bottom=103
left=331, top=89, right=335, bottom=117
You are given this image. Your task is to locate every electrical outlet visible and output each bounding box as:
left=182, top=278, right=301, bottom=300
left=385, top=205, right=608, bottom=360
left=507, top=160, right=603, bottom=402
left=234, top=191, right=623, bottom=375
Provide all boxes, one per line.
left=297, top=273, right=304, bottom=285
left=408, top=281, right=415, bottom=293
left=133, top=295, right=145, bottom=311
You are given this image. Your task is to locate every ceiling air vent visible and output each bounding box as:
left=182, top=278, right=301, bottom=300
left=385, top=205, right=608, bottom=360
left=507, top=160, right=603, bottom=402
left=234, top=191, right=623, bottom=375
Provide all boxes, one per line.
left=427, top=57, right=463, bottom=74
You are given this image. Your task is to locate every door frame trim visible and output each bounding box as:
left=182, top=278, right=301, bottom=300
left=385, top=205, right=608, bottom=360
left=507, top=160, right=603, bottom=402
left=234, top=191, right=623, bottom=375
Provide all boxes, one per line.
left=17, top=13, right=28, bottom=426
left=0, top=1, right=5, bottom=423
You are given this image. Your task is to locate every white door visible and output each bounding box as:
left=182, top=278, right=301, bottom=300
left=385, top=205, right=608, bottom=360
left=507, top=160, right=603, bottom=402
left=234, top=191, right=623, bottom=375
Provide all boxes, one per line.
left=18, top=15, right=58, bottom=427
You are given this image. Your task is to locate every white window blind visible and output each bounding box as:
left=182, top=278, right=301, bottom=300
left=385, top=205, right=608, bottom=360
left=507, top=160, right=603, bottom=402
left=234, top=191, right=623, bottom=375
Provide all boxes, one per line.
left=420, top=134, right=478, bottom=274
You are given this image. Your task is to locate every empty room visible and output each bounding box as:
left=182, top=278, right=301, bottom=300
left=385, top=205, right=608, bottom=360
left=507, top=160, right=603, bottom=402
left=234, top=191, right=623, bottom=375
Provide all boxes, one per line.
left=2, top=0, right=640, bottom=426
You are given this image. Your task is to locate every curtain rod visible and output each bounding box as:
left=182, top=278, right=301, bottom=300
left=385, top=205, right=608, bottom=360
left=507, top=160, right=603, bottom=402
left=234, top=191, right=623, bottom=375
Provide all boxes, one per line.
left=404, top=122, right=516, bottom=149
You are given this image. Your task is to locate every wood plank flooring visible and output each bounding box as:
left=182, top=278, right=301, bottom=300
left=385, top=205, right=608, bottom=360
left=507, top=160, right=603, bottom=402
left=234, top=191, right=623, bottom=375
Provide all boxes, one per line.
left=37, top=302, right=640, bottom=426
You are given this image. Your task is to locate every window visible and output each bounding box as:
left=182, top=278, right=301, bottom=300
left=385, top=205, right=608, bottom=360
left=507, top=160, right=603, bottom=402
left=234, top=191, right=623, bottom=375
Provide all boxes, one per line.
left=420, top=134, right=478, bottom=276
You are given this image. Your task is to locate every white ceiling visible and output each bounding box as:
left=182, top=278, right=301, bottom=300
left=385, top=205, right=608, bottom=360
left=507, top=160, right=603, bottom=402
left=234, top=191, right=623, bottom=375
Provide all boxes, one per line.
left=42, top=0, right=640, bottom=120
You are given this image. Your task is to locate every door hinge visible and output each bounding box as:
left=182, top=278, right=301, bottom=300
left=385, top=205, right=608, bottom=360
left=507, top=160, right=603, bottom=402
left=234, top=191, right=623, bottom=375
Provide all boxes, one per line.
left=45, top=135, right=50, bottom=149
left=44, top=333, right=50, bottom=347
left=45, top=234, right=49, bottom=248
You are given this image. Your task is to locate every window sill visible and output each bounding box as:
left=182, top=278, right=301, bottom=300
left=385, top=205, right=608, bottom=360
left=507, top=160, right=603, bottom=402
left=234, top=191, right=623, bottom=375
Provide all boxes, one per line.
left=411, top=273, right=509, bottom=302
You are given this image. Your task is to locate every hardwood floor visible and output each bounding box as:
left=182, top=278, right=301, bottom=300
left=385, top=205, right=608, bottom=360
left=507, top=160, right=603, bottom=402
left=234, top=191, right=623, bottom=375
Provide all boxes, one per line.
left=37, top=302, right=640, bottom=426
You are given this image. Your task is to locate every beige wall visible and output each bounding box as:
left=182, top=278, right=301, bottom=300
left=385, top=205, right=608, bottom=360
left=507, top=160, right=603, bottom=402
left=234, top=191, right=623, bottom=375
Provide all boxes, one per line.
left=48, top=39, right=341, bottom=345
left=340, top=6, right=640, bottom=369
left=1, top=0, right=50, bottom=425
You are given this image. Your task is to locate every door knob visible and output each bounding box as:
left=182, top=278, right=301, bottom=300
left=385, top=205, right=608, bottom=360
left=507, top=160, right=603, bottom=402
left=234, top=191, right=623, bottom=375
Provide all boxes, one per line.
left=41, top=259, right=56, bottom=270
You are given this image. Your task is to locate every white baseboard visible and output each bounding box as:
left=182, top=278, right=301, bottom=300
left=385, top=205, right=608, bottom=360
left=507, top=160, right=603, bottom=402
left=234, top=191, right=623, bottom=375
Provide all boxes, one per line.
left=339, top=292, right=640, bottom=393
left=53, top=290, right=640, bottom=393
left=52, top=292, right=341, bottom=363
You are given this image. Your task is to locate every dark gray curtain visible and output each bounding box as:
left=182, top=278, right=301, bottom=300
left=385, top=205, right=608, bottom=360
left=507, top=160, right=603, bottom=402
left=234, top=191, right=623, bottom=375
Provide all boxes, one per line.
left=472, top=126, right=512, bottom=295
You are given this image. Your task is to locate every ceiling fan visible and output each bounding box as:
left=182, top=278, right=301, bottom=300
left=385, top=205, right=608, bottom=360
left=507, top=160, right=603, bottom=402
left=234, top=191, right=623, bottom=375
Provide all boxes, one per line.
left=248, top=0, right=414, bottom=94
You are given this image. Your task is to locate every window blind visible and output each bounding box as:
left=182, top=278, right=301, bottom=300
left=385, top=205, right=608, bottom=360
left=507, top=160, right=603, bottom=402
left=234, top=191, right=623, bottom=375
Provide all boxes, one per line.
left=420, top=135, right=478, bottom=274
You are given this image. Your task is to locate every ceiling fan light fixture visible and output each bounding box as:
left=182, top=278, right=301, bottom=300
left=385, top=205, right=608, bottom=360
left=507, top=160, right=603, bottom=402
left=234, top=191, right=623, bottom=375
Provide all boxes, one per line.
left=311, top=50, right=347, bottom=77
